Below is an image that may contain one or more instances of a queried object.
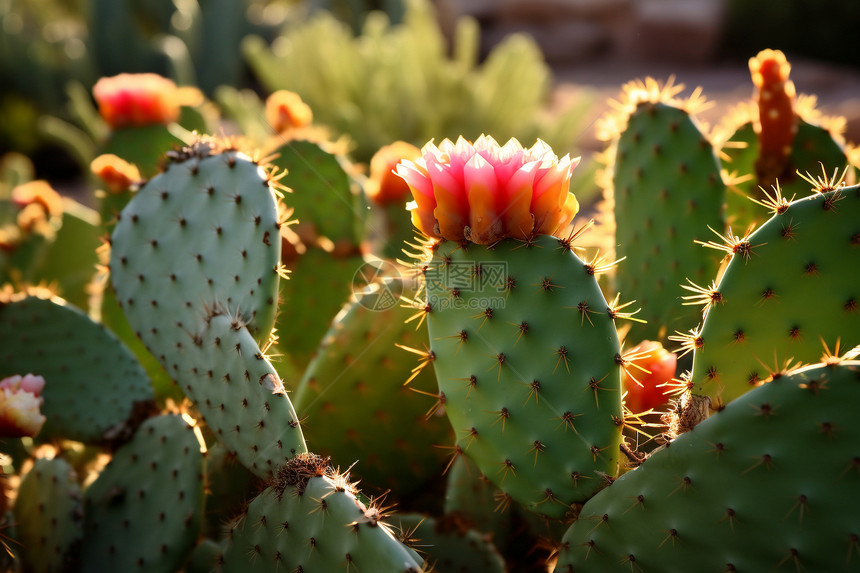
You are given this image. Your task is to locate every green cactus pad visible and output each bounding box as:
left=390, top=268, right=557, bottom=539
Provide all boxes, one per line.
left=611, top=100, right=726, bottom=342
left=293, top=277, right=454, bottom=501
left=391, top=513, right=506, bottom=573
left=80, top=414, right=205, bottom=573
left=271, top=139, right=363, bottom=247
left=185, top=538, right=224, bottom=573
left=36, top=198, right=101, bottom=311
left=0, top=292, right=154, bottom=443
left=690, top=187, right=860, bottom=407
left=275, top=248, right=363, bottom=372
left=424, top=236, right=623, bottom=519
left=110, top=141, right=307, bottom=475
left=103, top=125, right=183, bottom=178
left=201, top=443, right=261, bottom=539
left=220, top=453, right=426, bottom=572
left=443, top=455, right=511, bottom=543
left=166, top=312, right=307, bottom=477
left=554, top=361, right=860, bottom=572
left=721, top=120, right=849, bottom=232
left=110, top=141, right=282, bottom=347
left=14, top=457, right=83, bottom=573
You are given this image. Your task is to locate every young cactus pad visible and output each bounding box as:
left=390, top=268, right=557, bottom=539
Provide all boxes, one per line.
left=553, top=361, right=860, bottom=572
left=220, top=453, right=426, bottom=572
left=0, top=291, right=153, bottom=443
left=80, top=414, right=205, bottom=573
left=13, top=457, right=83, bottom=573
left=605, top=82, right=726, bottom=342
left=109, top=139, right=307, bottom=475
left=688, top=185, right=860, bottom=408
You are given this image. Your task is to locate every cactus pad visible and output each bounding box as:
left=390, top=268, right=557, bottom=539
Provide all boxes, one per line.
left=610, top=98, right=726, bottom=342
left=14, top=457, right=83, bottom=573
left=294, top=277, right=454, bottom=500
left=110, top=140, right=307, bottom=475
left=554, top=361, right=860, bottom=572
left=424, top=236, right=623, bottom=518
left=80, top=414, right=205, bottom=573
left=220, top=453, right=426, bottom=572
left=0, top=292, right=154, bottom=443
left=690, top=186, right=860, bottom=407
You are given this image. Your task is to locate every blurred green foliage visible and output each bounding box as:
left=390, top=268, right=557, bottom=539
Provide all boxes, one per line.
left=243, top=0, right=592, bottom=163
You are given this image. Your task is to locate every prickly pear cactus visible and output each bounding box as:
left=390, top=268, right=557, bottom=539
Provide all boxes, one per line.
left=271, top=139, right=366, bottom=371
left=0, top=290, right=154, bottom=443
left=554, top=361, right=860, bottom=572
left=688, top=185, right=860, bottom=408
left=109, top=138, right=307, bottom=475
left=220, top=453, right=425, bottom=572
left=14, top=457, right=83, bottom=573
left=276, top=247, right=363, bottom=371
left=604, top=80, right=726, bottom=342
left=269, top=139, right=363, bottom=247
left=424, top=236, right=623, bottom=519
left=80, top=414, right=205, bottom=573
left=293, top=276, right=454, bottom=501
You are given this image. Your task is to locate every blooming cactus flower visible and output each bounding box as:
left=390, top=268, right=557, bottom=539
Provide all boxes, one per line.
left=366, top=141, right=421, bottom=206
left=265, top=90, right=313, bottom=134
left=396, top=135, right=580, bottom=244
left=0, top=374, right=46, bottom=438
left=93, top=73, right=182, bottom=129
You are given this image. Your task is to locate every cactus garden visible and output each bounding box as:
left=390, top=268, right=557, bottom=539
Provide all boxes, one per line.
left=2, top=0, right=860, bottom=571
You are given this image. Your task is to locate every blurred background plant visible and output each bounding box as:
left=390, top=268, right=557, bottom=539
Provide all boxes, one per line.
left=2, top=0, right=859, bottom=215
left=0, top=0, right=598, bottom=203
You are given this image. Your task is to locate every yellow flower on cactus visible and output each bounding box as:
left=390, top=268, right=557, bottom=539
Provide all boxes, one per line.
left=396, top=135, right=580, bottom=244
left=0, top=374, right=46, bottom=438
left=93, top=73, right=182, bottom=129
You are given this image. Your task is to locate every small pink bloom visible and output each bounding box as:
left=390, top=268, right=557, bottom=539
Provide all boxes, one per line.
left=396, top=135, right=580, bottom=244
left=0, top=374, right=46, bottom=438
left=93, top=73, right=182, bottom=129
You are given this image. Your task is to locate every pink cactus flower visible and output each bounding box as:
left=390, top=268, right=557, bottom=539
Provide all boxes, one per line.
left=395, top=135, right=580, bottom=244
left=0, top=374, right=46, bottom=438
left=93, top=73, right=182, bottom=129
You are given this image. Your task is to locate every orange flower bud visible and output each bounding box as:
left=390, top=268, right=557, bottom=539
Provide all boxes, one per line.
left=265, top=90, right=313, bottom=133
left=366, top=141, right=421, bottom=206
left=91, top=154, right=142, bottom=193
